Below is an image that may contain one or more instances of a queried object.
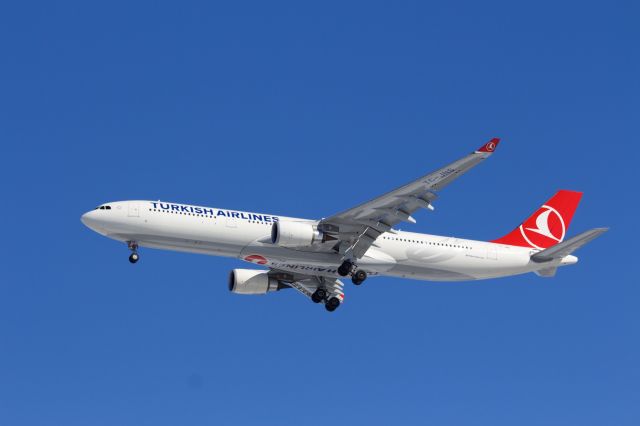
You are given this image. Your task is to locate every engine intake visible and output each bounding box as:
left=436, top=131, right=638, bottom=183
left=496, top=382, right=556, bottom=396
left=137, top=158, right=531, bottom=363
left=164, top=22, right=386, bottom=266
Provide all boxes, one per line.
left=271, top=221, right=323, bottom=247
left=228, top=269, right=282, bottom=295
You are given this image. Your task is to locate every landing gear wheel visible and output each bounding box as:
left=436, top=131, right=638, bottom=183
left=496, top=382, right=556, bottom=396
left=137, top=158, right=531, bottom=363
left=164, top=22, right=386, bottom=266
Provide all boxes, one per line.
left=311, top=288, right=327, bottom=304
left=338, top=260, right=353, bottom=277
left=127, top=241, right=139, bottom=264
left=325, top=297, right=341, bottom=312
left=352, top=269, right=367, bottom=285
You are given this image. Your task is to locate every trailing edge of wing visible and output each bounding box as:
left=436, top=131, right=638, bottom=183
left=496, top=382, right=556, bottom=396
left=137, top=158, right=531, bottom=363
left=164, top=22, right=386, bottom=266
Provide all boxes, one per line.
left=531, top=228, right=608, bottom=262
left=323, top=137, right=501, bottom=227
left=319, top=138, right=502, bottom=260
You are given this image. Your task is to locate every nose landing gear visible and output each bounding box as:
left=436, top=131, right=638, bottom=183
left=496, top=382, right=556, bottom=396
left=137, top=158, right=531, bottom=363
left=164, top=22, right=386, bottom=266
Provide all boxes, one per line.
left=128, top=241, right=139, bottom=264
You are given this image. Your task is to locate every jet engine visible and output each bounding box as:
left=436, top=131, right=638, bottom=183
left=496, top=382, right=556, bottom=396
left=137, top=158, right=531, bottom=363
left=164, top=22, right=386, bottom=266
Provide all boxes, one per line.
left=271, top=221, right=324, bottom=247
left=228, top=269, right=283, bottom=295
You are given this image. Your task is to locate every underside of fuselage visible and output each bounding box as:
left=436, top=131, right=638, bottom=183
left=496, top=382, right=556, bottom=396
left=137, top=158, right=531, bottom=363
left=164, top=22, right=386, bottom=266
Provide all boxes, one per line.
left=104, top=229, right=554, bottom=283
left=80, top=199, right=584, bottom=290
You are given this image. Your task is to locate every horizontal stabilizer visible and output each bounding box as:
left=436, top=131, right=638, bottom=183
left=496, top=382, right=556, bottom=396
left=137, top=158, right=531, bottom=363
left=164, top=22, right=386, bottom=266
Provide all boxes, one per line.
left=531, top=228, right=608, bottom=262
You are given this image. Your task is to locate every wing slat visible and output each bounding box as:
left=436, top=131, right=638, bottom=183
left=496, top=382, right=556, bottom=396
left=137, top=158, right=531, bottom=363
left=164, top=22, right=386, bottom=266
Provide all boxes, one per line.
left=320, top=138, right=500, bottom=261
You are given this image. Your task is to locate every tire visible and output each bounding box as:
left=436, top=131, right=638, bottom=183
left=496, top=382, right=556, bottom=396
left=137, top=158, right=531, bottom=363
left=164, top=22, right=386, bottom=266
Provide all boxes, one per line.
left=312, top=288, right=327, bottom=303
left=325, top=297, right=340, bottom=312
left=352, top=269, right=367, bottom=285
left=337, top=261, right=352, bottom=277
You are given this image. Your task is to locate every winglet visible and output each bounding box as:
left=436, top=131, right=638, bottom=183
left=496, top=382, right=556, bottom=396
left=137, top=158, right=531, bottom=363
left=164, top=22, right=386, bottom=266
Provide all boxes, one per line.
left=476, top=138, right=500, bottom=153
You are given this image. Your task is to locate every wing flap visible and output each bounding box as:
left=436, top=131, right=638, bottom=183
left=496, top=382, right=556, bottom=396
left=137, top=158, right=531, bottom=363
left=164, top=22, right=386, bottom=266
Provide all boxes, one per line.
left=320, top=138, right=500, bottom=260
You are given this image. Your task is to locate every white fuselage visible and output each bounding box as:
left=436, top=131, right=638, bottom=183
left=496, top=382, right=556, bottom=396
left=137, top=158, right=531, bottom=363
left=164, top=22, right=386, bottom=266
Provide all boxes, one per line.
left=81, top=200, right=577, bottom=282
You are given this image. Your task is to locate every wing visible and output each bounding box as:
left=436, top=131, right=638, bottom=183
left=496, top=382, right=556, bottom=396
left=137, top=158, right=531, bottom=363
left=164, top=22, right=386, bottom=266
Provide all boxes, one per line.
left=318, top=138, right=501, bottom=260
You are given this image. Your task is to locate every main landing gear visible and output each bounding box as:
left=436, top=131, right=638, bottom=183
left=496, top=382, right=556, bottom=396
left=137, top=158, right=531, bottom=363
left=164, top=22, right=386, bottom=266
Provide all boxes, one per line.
left=311, top=288, right=327, bottom=303
left=338, top=260, right=368, bottom=286
left=337, top=260, right=353, bottom=277
left=351, top=269, right=367, bottom=285
left=311, top=288, right=342, bottom=312
left=325, top=297, right=341, bottom=312
left=128, top=241, right=139, bottom=264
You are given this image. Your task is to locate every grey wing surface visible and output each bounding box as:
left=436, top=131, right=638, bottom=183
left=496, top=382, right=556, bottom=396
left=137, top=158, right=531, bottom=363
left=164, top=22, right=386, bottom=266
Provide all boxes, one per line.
left=318, top=138, right=501, bottom=260
left=531, top=228, right=608, bottom=262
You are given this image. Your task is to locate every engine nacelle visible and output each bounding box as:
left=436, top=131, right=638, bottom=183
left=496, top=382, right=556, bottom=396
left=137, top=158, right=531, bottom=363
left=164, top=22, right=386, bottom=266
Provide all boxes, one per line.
left=228, top=269, right=281, bottom=295
left=271, top=221, right=323, bottom=247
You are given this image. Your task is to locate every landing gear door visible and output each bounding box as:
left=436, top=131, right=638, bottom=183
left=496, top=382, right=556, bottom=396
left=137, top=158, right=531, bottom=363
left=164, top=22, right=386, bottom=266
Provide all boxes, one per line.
left=128, top=202, right=140, bottom=217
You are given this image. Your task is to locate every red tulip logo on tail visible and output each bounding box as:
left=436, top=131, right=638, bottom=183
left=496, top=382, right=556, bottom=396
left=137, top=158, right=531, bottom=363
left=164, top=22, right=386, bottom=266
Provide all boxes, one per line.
left=491, top=190, right=583, bottom=249
left=519, top=205, right=565, bottom=249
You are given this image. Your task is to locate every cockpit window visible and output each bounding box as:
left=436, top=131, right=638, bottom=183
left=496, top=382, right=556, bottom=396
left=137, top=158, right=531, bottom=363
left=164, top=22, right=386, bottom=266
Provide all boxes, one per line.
left=96, top=205, right=112, bottom=210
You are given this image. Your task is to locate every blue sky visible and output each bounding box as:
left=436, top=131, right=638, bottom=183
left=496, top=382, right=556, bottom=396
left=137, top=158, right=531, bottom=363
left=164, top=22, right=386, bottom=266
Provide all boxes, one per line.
left=1, top=1, right=638, bottom=425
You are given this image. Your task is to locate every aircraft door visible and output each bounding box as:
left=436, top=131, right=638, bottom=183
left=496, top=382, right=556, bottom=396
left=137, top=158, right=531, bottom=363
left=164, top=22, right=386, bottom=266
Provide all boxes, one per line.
left=128, top=202, right=140, bottom=217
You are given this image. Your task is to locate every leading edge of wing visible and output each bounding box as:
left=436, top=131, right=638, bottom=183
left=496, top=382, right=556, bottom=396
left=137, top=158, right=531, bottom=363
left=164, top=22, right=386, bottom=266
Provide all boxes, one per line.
left=324, top=137, right=501, bottom=224
left=531, top=227, right=608, bottom=262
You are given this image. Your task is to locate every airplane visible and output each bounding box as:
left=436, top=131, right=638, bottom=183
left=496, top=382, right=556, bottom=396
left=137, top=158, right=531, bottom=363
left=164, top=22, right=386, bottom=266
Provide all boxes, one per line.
left=81, top=139, right=607, bottom=312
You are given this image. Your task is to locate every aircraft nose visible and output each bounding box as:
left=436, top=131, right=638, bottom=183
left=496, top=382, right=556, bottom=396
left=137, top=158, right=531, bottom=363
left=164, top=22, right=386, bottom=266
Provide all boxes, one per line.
left=81, top=210, right=99, bottom=230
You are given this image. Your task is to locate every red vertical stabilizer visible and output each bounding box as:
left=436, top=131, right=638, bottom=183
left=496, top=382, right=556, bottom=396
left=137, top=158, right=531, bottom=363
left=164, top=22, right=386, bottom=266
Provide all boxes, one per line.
left=492, top=190, right=583, bottom=249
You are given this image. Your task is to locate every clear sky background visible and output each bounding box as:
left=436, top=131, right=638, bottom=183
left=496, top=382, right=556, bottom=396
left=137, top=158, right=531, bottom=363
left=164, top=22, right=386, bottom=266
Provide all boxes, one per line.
left=1, top=1, right=638, bottom=425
